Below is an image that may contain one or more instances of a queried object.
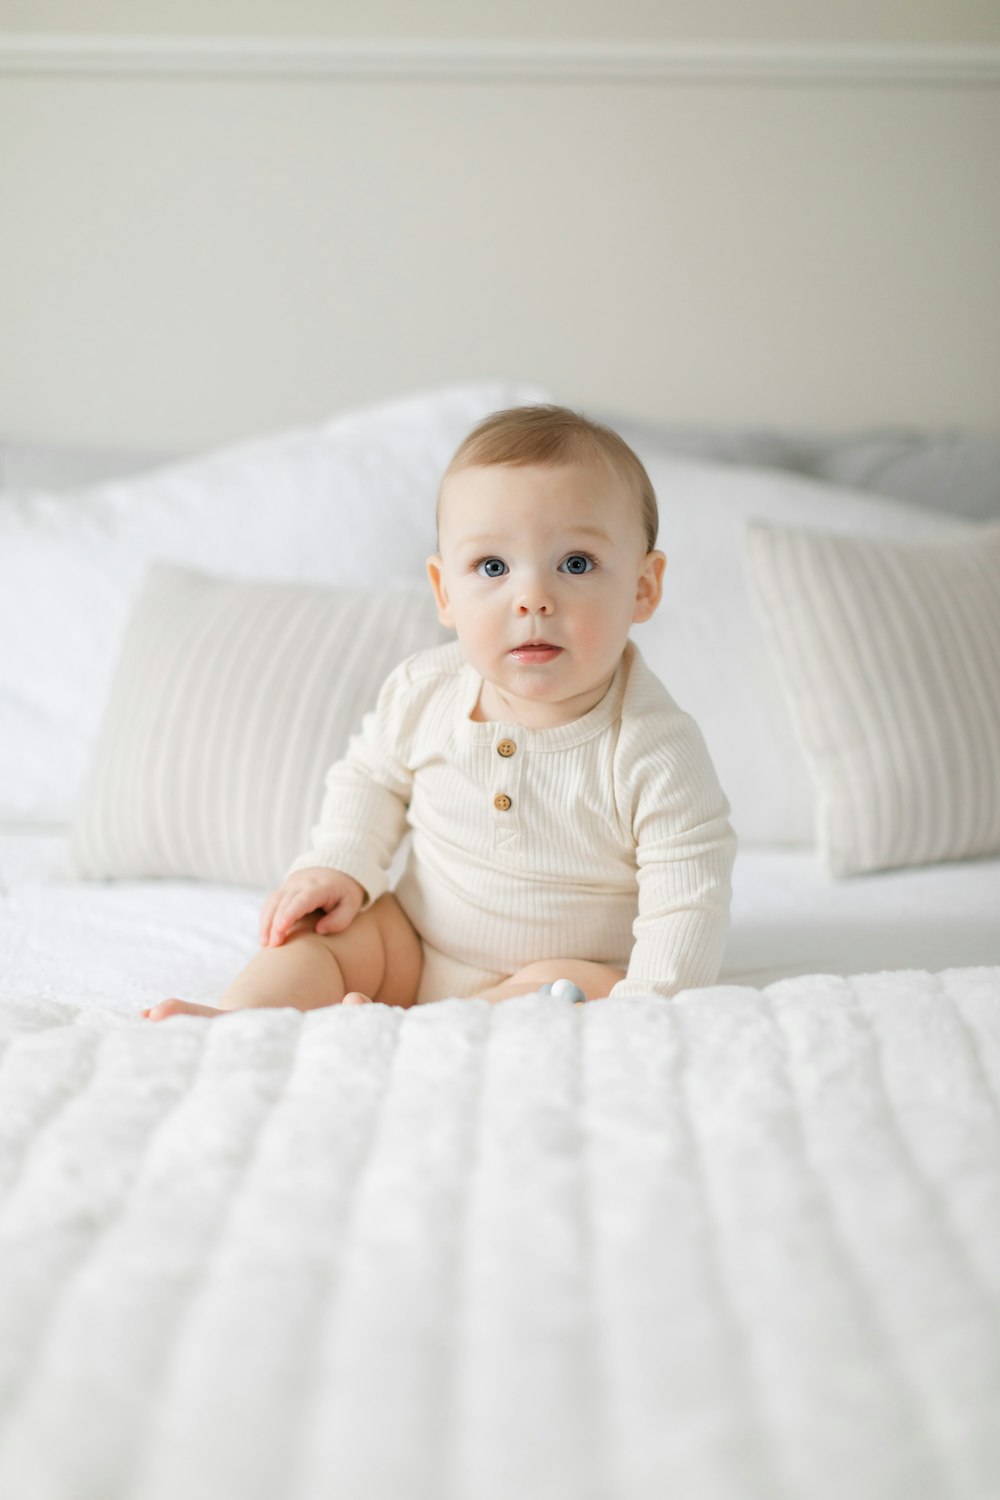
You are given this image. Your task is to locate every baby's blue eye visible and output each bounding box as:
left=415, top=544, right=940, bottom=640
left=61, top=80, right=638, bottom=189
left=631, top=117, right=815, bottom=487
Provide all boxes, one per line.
left=476, top=558, right=508, bottom=578
left=560, top=554, right=595, bottom=575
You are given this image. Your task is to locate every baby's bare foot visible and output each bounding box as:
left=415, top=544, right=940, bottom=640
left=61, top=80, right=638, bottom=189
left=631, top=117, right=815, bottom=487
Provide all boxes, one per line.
left=142, top=999, right=226, bottom=1022
left=341, top=992, right=374, bottom=1006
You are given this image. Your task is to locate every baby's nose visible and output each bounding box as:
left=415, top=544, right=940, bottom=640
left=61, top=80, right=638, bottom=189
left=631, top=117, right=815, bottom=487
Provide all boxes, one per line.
left=516, top=587, right=553, bottom=615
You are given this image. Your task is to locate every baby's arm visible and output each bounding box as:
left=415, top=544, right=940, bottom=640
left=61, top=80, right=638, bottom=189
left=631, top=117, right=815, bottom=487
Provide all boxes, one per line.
left=284, top=655, right=417, bottom=909
left=259, top=867, right=366, bottom=948
left=612, top=712, right=737, bottom=1000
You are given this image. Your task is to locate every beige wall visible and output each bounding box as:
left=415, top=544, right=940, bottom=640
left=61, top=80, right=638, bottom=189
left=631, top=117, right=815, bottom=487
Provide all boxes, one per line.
left=3, top=1, right=999, bottom=43
left=2, top=5, right=998, bottom=449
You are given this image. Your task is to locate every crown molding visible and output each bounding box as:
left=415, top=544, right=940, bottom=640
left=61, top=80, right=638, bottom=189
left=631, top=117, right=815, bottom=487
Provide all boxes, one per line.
left=1, top=36, right=999, bottom=85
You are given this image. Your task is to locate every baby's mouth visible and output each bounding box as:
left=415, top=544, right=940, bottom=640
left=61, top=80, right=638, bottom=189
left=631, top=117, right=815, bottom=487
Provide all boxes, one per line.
left=510, top=642, right=563, bottom=663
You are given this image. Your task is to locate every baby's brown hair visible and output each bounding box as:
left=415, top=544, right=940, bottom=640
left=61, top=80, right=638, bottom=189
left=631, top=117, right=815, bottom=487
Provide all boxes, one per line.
left=439, top=404, right=659, bottom=551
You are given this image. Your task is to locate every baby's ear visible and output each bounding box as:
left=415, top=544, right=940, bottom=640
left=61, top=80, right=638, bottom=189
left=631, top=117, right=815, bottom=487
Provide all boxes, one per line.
left=426, top=555, right=454, bottom=627
left=633, top=550, right=666, bottom=623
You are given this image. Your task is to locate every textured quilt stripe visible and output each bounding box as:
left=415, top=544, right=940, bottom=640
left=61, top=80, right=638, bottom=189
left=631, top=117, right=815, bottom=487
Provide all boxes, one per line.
left=583, top=996, right=778, bottom=1500
left=0, top=1011, right=298, bottom=1498
left=129, top=1006, right=407, bottom=1500
left=289, top=1000, right=491, bottom=1500
left=432, top=996, right=602, bottom=1500
left=675, top=985, right=937, bottom=1500
left=0, top=975, right=998, bottom=1500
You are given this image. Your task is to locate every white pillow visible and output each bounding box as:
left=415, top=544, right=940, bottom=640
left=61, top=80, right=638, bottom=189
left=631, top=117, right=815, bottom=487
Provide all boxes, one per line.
left=71, top=565, right=448, bottom=887
left=742, top=520, right=1000, bottom=875
left=629, top=458, right=969, bottom=846
left=0, top=380, right=547, bottom=824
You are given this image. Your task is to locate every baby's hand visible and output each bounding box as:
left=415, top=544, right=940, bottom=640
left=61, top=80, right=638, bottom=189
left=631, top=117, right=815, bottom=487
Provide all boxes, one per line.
left=259, top=868, right=366, bottom=948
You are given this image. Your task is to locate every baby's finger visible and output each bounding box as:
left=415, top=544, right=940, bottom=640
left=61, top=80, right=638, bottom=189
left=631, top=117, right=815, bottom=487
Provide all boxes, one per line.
left=262, top=902, right=293, bottom=947
left=267, top=903, right=295, bottom=945
left=262, top=896, right=289, bottom=945
left=315, top=898, right=352, bottom=935
left=258, top=891, right=280, bottom=945
left=269, top=891, right=314, bottom=945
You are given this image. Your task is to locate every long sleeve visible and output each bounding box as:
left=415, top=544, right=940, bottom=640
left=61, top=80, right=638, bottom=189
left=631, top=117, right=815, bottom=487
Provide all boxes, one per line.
left=286, top=656, right=416, bottom=906
left=608, top=708, right=737, bottom=1001
left=285, top=639, right=736, bottom=995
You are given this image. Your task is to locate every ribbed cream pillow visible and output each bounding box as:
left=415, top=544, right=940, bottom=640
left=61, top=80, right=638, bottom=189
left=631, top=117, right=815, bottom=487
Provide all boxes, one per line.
left=71, top=565, right=447, bottom=886
left=743, top=521, right=1000, bottom=876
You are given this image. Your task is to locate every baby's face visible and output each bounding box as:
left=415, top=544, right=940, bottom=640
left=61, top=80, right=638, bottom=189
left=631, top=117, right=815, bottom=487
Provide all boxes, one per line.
left=427, top=461, right=665, bottom=727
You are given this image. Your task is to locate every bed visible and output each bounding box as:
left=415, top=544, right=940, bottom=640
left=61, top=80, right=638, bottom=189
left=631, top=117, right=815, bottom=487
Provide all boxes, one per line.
left=1, top=382, right=998, bottom=1500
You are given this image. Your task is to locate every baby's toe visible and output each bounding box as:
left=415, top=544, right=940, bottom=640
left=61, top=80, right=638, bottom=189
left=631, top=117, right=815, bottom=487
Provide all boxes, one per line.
left=144, top=999, right=222, bottom=1022
left=341, top=991, right=374, bottom=1006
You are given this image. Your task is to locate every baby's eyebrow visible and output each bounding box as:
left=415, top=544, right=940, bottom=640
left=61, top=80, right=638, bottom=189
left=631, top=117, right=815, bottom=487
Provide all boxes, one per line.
left=457, top=534, right=502, bottom=549
left=457, top=524, right=613, bottom=547
left=568, top=525, right=613, bottom=543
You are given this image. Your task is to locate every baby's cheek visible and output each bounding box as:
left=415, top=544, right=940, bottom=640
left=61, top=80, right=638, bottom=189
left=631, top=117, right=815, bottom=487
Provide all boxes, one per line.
left=573, top=613, right=616, bottom=655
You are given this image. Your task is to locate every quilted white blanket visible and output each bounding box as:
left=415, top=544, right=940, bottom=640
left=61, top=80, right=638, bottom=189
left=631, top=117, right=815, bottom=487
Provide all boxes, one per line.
left=1, top=970, right=999, bottom=1500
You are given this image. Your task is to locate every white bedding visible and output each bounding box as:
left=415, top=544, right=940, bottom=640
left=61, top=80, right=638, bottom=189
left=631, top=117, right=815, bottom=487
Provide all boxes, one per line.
left=724, top=848, right=1000, bottom=987
left=1, top=832, right=999, bottom=1498
left=3, top=397, right=999, bottom=1499
left=2, top=831, right=996, bottom=1012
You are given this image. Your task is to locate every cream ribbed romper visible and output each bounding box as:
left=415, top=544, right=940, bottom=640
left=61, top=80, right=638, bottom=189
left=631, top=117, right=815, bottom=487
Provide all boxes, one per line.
left=288, top=639, right=737, bottom=1003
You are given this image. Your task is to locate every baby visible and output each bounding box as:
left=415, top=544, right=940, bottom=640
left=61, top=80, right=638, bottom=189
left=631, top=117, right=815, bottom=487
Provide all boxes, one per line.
left=145, top=404, right=736, bottom=1020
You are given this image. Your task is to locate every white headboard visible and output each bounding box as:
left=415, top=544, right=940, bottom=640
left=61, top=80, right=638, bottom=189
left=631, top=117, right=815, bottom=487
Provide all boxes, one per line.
left=1, top=27, right=998, bottom=448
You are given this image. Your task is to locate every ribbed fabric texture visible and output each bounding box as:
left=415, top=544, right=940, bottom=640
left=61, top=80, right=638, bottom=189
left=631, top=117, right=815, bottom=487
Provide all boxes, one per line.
left=71, top=565, right=446, bottom=886
left=744, top=520, right=1000, bottom=876
left=288, top=640, right=737, bottom=1000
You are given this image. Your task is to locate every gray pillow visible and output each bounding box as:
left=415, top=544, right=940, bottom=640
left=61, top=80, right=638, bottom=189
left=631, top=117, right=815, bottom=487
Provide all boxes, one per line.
left=809, top=432, right=1000, bottom=522
left=601, top=415, right=1000, bottom=522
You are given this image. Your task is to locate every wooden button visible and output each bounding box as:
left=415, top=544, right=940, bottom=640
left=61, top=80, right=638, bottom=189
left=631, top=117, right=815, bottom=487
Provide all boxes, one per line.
left=493, top=793, right=512, bottom=812
left=497, top=738, right=516, bottom=758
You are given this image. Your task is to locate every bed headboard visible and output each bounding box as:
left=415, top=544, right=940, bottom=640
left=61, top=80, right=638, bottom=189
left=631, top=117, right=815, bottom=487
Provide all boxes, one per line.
left=1, top=27, right=998, bottom=449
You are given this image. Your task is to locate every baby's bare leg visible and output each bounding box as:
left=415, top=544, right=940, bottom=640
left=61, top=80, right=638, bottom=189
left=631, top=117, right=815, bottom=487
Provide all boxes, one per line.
left=476, top=959, right=626, bottom=1006
left=145, top=894, right=422, bottom=1021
